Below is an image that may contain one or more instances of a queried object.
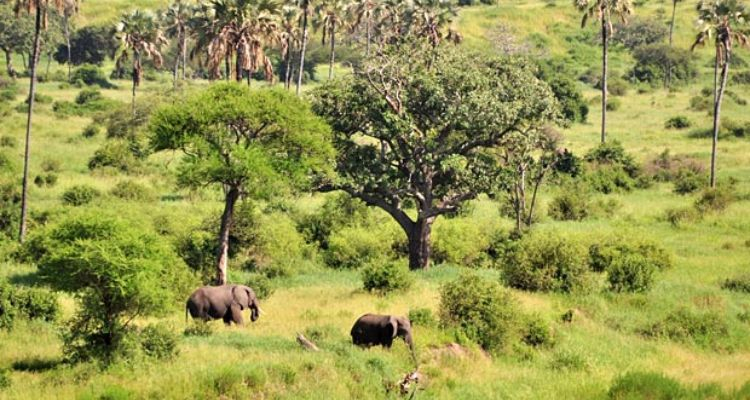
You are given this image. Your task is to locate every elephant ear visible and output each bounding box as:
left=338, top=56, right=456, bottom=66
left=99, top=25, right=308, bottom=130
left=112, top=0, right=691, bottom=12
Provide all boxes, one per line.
left=231, top=285, right=250, bottom=310
left=388, top=316, right=399, bottom=339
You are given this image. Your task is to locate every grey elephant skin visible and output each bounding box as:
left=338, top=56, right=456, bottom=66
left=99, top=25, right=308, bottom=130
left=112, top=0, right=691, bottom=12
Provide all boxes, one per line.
left=351, top=314, right=414, bottom=352
left=186, top=284, right=260, bottom=325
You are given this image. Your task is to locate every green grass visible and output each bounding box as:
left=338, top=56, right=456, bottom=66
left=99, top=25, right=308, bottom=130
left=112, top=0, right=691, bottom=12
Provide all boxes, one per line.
left=0, top=0, right=750, bottom=398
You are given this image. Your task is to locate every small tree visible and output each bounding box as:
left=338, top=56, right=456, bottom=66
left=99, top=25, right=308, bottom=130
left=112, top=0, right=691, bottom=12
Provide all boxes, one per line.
left=150, top=83, right=333, bottom=284
left=312, top=44, right=558, bottom=269
left=31, top=214, right=194, bottom=364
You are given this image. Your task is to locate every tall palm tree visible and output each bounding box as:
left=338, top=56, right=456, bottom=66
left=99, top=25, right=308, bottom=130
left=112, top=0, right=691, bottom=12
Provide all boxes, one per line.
left=348, top=0, right=377, bottom=56
left=161, top=0, right=192, bottom=86
left=405, top=0, right=460, bottom=49
left=692, top=0, right=748, bottom=188
left=14, top=0, right=67, bottom=243
left=116, top=10, right=168, bottom=115
left=61, top=0, right=77, bottom=80
left=295, top=0, right=311, bottom=95
left=575, top=0, right=633, bottom=144
left=280, top=4, right=300, bottom=89
left=669, top=0, right=683, bottom=46
left=314, top=0, right=348, bottom=80
left=205, top=0, right=280, bottom=84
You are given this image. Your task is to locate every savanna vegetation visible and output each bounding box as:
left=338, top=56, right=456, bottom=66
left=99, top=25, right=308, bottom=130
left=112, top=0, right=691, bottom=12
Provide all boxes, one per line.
left=0, top=0, right=750, bottom=398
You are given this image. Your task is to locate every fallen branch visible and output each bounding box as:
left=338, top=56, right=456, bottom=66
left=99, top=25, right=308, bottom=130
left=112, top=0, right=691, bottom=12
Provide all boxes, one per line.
left=398, top=370, right=422, bottom=398
left=296, top=333, right=319, bottom=352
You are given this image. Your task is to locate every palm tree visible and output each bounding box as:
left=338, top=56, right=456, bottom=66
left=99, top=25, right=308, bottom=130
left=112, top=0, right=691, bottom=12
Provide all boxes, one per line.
left=280, top=4, right=300, bottom=89
left=61, top=0, right=77, bottom=80
left=575, top=0, right=633, bottom=144
left=14, top=0, right=67, bottom=243
left=314, top=0, right=348, bottom=80
left=692, top=0, right=749, bottom=188
left=405, top=0, right=460, bottom=49
left=204, top=0, right=280, bottom=84
left=116, top=10, right=168, bottom=114
left=348, top=0, right=377, bottom=55
left=669, top=0, right=683, bottom=45
left=161, top=0, right=192, bottom=87
left=296, top=0, right=311, bottom=95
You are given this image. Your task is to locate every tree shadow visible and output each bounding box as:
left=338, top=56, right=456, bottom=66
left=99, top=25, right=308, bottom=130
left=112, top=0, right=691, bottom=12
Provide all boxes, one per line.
left=12, top=357, right=62, bottom=372
left=8, top=270, right=43, bottom=287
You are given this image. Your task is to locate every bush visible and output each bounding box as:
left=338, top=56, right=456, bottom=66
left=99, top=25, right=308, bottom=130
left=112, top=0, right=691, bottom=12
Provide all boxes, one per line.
left=606, top=97, right=621, bottom=111
left=553, top=149, right=584, bottom=177
left=361, top=261, right=413, bottom=294
left=325, top=225, right=396, bottom=269
left=176, top=230, right=216, bottom=283
left=607, top=253, right=656, bottom=292
left=732, top=70, right=750, bottom=85
left=689, top=95, right=711, bottom=112
left=500, top=233, right=590, bottom=293
left=75, top=88, right=104, bottom=105
left=586, top=165, right=636, bottom=193
left=644, top=150, right=705, bottom=183
left=588, top=238, right=672, bottom=273
left=88, top=140, right=139, bottom=172
left=439, top=273, right=520, bottom=352
left=520, top=316, right=554, bottom=347
left=695, top=186, right=735, bottom=214
left=543, top=75, right=589, bottom=125
left=12, top=287, right=60, bottom=322
left=237, top=210, right=310, bottom=278
left=721, top=275, right=750, bottom=293
left=184, top=321, right=213, bottom=337
left=82, top=124, right=100, bottom=138
left=0, top=280, right=17, bottom=330
left=548, top=187, right=590, bottom=221
left=408, top=308, right=436, bottom=327
left=607, top=78, right=629, bottom=96
left=612, top=17, right=668, bottom=50
left=0, top=137, right=16, bottom=148
left=665, top=116, right=691, bottom=129
left=664, top=207, right=701, bottom=227
left=673, top=170, right=705, bottom=195
left=608, top=371, right=686, bottom=399
left=110, top=180, right=154, bottom=201
left=61, top=185, right=101, bottom=206
left=585, top=141, right=639, bottom=176
left=643, top=308, right=729, bottom=348
left=34, top=173, right=58, bottom=188
left=70, top=64, right=115, bottom=88
left=140, top=324, right=179, bottom=360
left=298, top=193, right=370, bottom=249
left=629, top=44, right=698, bottom=86
left=245, top=273, right=275, bottom=300
left=432, top=217, right=491, bottom=267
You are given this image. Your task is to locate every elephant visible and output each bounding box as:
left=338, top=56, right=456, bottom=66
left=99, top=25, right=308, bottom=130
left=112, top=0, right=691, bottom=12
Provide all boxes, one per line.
left=186, top=284, right=261, bottom=325
left=351, top=314, right=415, bottom=355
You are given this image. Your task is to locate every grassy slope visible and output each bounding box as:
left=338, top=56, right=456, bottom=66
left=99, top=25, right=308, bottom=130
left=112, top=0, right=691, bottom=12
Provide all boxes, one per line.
left=1, top=0, right=750, bottom=398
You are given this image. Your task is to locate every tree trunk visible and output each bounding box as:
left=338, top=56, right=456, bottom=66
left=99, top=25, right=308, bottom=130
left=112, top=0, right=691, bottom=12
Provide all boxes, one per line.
left=669, top=1, right=676, bottom=46
left=328, top=22, right=336, bottom=80
left=366, top=16, right=371, bottom=57
left=225, top=55, right=231, bottom=81
left=284, top=38, right=293, bottom=90
left=296, top=2, right=309, bottom=96
left=235, top=46, right=243, bottom=83
left=600, top=16, right=608, bottom=144
left=181, top=32, right=187, bottom=80
left=4, top=50, right=16, bottom=78
left=216, top=186, right=241, bottom=285
left=407, top=217, right=434, bottom=270
left=19, top=7, right=43, bottom=243
left=132, top=50, right=140, bottom=117
left=710, top=47, right=730, bottom=189
left=173, top=30, right=181, bottom=88
left=45, top=52, right=51, bottom=80
left=64, top=14, right=72, bottom=81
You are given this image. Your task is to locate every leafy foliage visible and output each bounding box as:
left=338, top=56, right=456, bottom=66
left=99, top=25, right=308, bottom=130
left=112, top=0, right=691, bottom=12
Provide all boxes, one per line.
left=61, top=185, right=101, bottom=206
left=629, top=44, right=698, bottom=86
left=361, top=261, right=413, bottom=294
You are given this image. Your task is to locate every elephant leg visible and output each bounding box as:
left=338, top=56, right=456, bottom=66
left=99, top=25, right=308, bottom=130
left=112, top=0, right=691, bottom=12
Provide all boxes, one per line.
left=230, top=304, right=244, bottom=326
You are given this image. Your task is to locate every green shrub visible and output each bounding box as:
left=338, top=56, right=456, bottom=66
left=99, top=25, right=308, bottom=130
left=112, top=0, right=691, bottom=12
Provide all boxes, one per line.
left=612, top=17, right=668, bottom=50
left=588, top=238, right=672, bottom=273
left=25, top=93, right=52, bottom=105
left=70, top=64, right=115, bottom=88
left=606, top=98, right=621, bottom=111
left=298, top=193, right=370, bottom=249
left=245, top=273, right=275, bottom=300
left=361, top=261, right=413, bottom=294
left=238, top=211, right=310, bottom=278
left=500, top=233, right=590, bottom=293
left=61, top=185, right=100, bottom=206
left=408, top=308, right=436, bottom=327
left=521, top=315, right=554, bottom=347
left=629, top=44, right=698, bottom=86
left=586, top=165, right=636, bottom=193
left=608, top=371, right=686, bottom=399
left=140, top=324, right=179, bottom=360
left=0, top=280, right=17, bottom=330
left=325, top=224, right=396, bottom=269
left=0, top=137, right=16, bottom=148
left=0, top=369, right=9, bottom=389
left=110, top=180, right=154, bottom=201
left=585, top=141, right=640, bottom=176
left=439, top=273, right=520, bottom=352
left=664, top=206, right=700, bottom=227
left=82, top=124, right=100, bottom=138
left=75, top=88, right=104, bottom=105
left=432, top=217, right=491, bottom=267
left=673, top=170, right=705, bottom=195
left=12, top=287, right=60, bottom=322
left=607, top=253, right=656, bottom=293
left=607, top=78, right=629, bottom=96
left=553, top=149, right=584, bottom=177
left=184, top=321, right=213, bottom=337
left=689, top=95, right=711, bottom=112
left=176, top=230, right=216, bottom=283
left=665, top=115, right=691, bottom=129
left=732, top=70, right=750, bottom=85
left=642, top=308, right=729, bottom=347
left=549, top=349, right=588, bottom=371
left=34, top=173, right=57, bottom=188
left=695, top=186, right=735, bottom=214
left=88, top=140, right=139, bottom=172
left=721, top=275, right=750, bottom=293
left=548, top=187, right=590, bottom=221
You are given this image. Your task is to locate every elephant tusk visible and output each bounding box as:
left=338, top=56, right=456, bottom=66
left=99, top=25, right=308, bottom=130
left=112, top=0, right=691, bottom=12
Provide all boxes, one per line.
left=257, top=306, right=266, bottom=315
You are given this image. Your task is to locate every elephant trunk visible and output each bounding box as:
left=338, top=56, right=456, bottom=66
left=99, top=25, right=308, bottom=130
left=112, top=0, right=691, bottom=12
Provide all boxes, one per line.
left=405, top=333, right=417, bottom=367
left=250, top=300, right=260, bottom=322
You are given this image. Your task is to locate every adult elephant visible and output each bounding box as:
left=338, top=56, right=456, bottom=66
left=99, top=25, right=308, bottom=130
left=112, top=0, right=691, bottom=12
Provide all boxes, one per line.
left=186, top=284, right=261, bottom=325
left=351, top=314, right=415, bottom=354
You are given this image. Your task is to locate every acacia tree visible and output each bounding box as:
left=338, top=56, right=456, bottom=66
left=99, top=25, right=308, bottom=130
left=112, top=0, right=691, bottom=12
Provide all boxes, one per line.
left=150, top=83, right=334, bottom=285
left=115, top=10, right=167, bottom=114
left=692, top=0, right=748, bottom=188
left=575, top=0, right=633, bottom=143
left=312, top=44, right=559, bottom=270
left=14, top=0, right=67, bottom=243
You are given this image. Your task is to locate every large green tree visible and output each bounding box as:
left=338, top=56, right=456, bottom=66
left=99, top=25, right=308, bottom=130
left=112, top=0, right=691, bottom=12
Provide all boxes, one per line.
left=150, top=83, right=334, bottom=285
left=692, top=0, right=748, bottom=188
left=575, top=0, right=633, bottom=143
left=312, top=44, right=559, bottom=270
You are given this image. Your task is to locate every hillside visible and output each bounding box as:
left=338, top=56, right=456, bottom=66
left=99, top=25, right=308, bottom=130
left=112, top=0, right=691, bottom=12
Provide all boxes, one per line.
left=1, top=0, right=750, bottom=399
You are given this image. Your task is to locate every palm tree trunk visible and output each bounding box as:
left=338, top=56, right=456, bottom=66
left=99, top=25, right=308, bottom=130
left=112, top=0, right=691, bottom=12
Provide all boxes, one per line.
left=64, top=14, right=72, bottom=81
left=181, top=31, right=187, bottom=80
left=366, top=15, right=372, bottom=57
left=45, top=52, right=51, bottom=80
left=284, top=38, right=293, bottom=90
left=132, top=50, right=140, bottom=117
left=216, top=186, right=240, bottom=285
left=296, top=1, right=309, bottom=96
left=669, top=1, right=676, bottom=46
left=19, top=7, right=43, bottom=243
left=4, top=50, right=16, bottom=78
left=601, top=16, right=608, bottom=144
left=328, top=21, right=336, bottom=80
left=710, top=47, right=730, bottom=189
left=173, top=31, right=181, bottom=88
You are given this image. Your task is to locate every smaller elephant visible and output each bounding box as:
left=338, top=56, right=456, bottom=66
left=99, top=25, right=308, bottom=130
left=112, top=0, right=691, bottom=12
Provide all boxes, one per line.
left=351, top=314, right=414, bottom=354
left=186, top=284, right=261, bottom=325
